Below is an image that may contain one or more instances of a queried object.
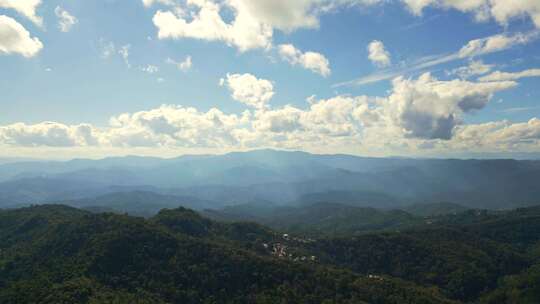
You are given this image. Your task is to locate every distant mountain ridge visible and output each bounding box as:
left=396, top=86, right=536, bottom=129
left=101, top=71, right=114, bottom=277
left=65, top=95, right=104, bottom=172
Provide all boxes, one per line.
left=61, top=191, right=218, bottom=217
left=1, top=149, right=540, bottom=209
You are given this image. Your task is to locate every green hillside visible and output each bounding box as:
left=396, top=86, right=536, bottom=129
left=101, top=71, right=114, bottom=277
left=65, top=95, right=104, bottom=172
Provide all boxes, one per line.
left=0, top=205, right=455, bottom=304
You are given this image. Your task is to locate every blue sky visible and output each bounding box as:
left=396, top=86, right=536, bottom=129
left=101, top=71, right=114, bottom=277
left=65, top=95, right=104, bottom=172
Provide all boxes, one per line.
left=1, top=0, right=540, bottom=159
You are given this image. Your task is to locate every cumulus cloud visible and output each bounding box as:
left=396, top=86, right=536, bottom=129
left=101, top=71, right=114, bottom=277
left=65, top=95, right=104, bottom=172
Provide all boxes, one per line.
left=1, top=73, right=534, bottom=154
left=103, top=74, right=516, bottom=147
left=367, top=40, right=391, bottom=67
left=0, top=0, right=42, bottom=26
left=151, top=0, right=382, bottom=52
left=107, top=105, right=250, bottom=148
left=0, top=99, right=369, bottom=150
left=0, top=122, right=100, bottom=147
left=479, top=68, right=540, bottom=82
left=55, top=6, right=78, bottom=32
left=254, top=105, right=305, bottom=133
left=490, top=0, right=540, bottom=28
left=384, top=73, right=516, bottom=139
left=401, top=0, right=540, bottom=28
left=402, top=0, right=489, bottom=19
left=152, top=0, right=273, bottom=52
left=166, top=56, right=192, bottom=71
left=277, top=44, right=331, bottom=77
left=221, top=73, right=275, bottom=109
left=0, top=15, right=43, bottom=57
left=453, top=118, right=540, bottom=150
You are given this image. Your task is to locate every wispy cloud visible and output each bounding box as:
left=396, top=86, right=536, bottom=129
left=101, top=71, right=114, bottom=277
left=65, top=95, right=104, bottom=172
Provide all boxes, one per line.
left=334, top=52, right=457, bottom=87
left=480, top=68, right=540, bottom=82
left=166, top=56, right=192, bottom=72
left=118, top=44, right=131, bottom=68
left=499, top=106, right=540, bottom=113
left=334, top=30, right=540, bottom=88
left=55, top=6, right=78, bottom=32
left=399, top=14, right=441, bottom=31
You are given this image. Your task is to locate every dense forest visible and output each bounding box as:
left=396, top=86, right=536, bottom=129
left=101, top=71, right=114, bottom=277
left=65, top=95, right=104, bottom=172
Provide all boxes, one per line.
left=1, top=203, right=540, bottom=303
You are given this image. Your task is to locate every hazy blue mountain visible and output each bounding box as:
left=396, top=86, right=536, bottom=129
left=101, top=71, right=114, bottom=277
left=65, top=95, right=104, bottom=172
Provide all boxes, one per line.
left=0, top=158, right=40, bottom=165
left=0, top=177, right=109, bottom=207
left=57, top=191, right=219, bottom=217
left=0, top=155, right=166, bottom=182
left=2, top=149, right=540, bottom=209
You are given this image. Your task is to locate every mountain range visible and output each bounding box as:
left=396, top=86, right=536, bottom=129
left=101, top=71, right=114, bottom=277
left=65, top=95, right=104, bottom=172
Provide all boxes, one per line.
left=1, top=149, right=540, bottom=210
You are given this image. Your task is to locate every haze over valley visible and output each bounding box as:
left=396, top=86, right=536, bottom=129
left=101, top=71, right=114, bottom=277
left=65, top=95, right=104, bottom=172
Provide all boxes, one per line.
left=2, top=0, right=540, bottom=303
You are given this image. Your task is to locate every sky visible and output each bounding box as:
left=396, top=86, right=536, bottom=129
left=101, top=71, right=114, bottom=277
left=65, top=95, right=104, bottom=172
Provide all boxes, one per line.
left=1, top=0, right=540, bottom=159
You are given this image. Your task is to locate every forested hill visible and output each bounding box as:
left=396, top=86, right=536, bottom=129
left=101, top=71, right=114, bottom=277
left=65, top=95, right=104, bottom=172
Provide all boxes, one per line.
left=0, top=205, right=455, bottom=304
left=1, top=204, right=540, bottom=303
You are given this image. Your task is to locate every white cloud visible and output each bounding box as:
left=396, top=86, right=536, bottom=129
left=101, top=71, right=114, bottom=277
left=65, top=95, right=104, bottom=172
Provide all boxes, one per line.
left=0, top=15, right=43, bottom=58
left=55, top=6, right=78, bottom=33
left=301, top=95, right=372, bottom=136
left=250, top=96, right=370, bottom=137
left=401, top=0, right=540, bottom=28
left=490, top=0, right=540, bottom=28
left=221, top=73, right=275, bottom=109
left=231, top=0, right=319, bottom=32
left=452, top=118, right=540, bottom=150
left=152, top=0, right=382, bottom=52
left=383, top=73, right=517, bottom=139
left=278, top=44, right=331, bottom=77
left=479, top=68, right=540, bottom=82
left=367, top=40, right=391, bottom=67
left=0, top=122, right=100, bottom=147
left=253, top=105, right=305, bottom=133
left=402, top=0, right=488, bottom=18
left=447, top=60, right=494, bottom=79
left=0, top=0, right=42, bottom=26
left=1, top=71, right=535, bottom=155
left=103, top=74, right=515, bottom=148
left=152, top=0, right=273, bottom=52
left=166, top=56, right=192, bottom=71
left=230, top=0, right=385, bottom=32
left=107, top=105, right=250, bottom=148
left=141, top=64, right=159, bottom=74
